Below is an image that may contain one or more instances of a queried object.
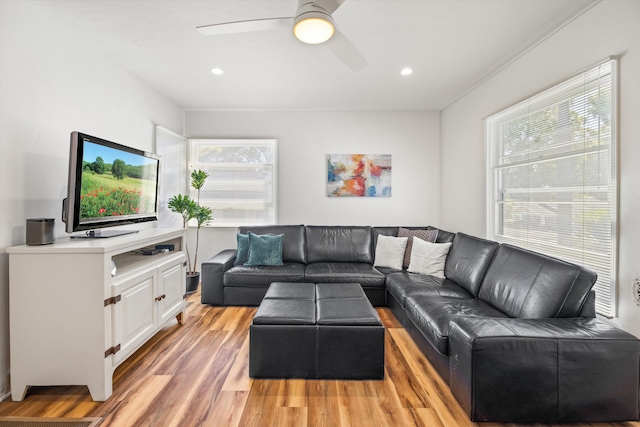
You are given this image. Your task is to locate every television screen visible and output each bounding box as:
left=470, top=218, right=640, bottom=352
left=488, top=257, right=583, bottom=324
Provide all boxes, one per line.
left=63, top=132, right=160, bottom=236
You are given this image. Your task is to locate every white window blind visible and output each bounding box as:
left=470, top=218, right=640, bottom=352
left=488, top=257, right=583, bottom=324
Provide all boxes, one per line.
left=486, top=58, right=617, bottom=317
left=189, top=139, right=278, bottom=227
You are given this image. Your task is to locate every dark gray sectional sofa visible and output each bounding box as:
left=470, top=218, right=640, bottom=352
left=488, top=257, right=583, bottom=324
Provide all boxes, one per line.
left=203, top=225, right=449, bottom=307
left=201, top=224, right=640, bottom=423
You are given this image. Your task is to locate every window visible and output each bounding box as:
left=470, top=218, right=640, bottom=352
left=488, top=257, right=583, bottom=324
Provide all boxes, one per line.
left=189, top=139, right=278, bottom=226
left=486, top=58, right=617, bottom=317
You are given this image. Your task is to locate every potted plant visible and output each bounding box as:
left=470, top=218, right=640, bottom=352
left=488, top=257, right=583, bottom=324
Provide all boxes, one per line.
left=168, top=169, right=213, bottom=293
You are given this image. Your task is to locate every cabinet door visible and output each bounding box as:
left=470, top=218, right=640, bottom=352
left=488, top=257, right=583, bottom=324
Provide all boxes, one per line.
left=112, top=270, right=157, bottom=365
left=157, top=259, right=185, bottom=325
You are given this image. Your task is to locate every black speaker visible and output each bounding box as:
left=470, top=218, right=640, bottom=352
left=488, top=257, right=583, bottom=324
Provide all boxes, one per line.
left=26, top=218, right=55, bottom=245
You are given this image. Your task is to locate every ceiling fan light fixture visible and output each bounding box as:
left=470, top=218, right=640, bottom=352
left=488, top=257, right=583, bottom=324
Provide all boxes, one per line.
left=293, top=12, right=335, bottom=44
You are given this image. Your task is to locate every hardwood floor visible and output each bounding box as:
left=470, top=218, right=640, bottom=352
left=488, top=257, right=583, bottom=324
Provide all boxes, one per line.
left=0, top=291, right=637, bottom=427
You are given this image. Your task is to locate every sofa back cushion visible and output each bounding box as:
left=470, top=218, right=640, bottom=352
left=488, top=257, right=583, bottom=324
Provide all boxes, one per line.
left=372, top=227, right=401, bottom=251
left=428, top=226, right=455, bottom=243
left=306, top=226, right=373, bottom=264
left=238, top=225, right=306, bottom=264
left=478, top=244, right=597, bottom=318
left=444, top=233, right=499, bottom=296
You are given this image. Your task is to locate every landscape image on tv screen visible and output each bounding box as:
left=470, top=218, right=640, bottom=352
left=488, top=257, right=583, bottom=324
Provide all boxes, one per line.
left=79, top=141, right=158, bottom=220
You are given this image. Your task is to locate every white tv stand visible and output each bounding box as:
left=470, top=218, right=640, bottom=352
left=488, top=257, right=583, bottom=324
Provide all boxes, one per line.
left=7, top=228, right=187, bottom=401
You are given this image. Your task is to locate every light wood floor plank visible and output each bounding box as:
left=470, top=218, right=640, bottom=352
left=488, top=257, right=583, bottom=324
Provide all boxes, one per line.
left=388, top=327, right=477, bottom=427
left=165, top=345, right=238, bottom=427
left=406, top=407, right=446, bottom=427
left=363, top=377, right=415, bottom=427
left=383, top=331, right=431, bottom=409
left=100, top=375, right=171, bottom=427
left=337, top=381, right=378, bottom=426
left=274, top=406, right=308, bottom=427
left=0, top=290, right=635, bottom=427
left=307, top=381, right=343, bottom=427
left=200, top=390, right=248, bottom=427
left=276, top=379, right=308, bottom=408
left=237, top=379, right=281, bottom=426
left=221, top=333, right=251, bottom=392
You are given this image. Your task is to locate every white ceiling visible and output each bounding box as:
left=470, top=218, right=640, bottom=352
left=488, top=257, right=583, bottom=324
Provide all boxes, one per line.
left=37, top=0, right=598, bottom=111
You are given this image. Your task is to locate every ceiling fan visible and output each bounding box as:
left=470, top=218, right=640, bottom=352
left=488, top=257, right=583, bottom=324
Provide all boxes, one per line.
left=196, top=0, right=367, bottom=71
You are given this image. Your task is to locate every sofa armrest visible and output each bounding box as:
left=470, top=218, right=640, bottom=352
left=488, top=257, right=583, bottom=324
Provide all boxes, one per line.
left=201, top=249, right=237, bottom=305
left=576, top=289, right=596, bottom=317
left=448, top=317, right=640, bottom=423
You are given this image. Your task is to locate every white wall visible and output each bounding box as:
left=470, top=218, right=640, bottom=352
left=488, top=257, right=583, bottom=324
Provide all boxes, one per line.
left=186, top=110, right=441, bottom=268
left=440, top=0, right=640, bottom=336
left=0, top=1, right=183, bottom=399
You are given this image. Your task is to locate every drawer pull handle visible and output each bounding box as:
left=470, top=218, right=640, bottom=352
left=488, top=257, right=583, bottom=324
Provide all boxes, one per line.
left=104, top=295, right=121, bottom=306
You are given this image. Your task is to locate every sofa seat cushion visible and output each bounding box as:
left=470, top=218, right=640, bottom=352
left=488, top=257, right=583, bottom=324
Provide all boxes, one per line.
left=374, top=266, right=402, bottom=276
left=405, top=295, right=508, bottom=355
left=386, top=272, right=473, bottom=307
left=224, top=263, right=306, bottom=287
left=305, top=262, right=386, bottom=288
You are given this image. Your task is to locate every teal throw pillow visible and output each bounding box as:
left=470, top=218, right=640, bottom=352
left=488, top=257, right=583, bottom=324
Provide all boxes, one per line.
left=244, top=232, right=284, bottom=266
left=234, top=233, right=249, bottom=266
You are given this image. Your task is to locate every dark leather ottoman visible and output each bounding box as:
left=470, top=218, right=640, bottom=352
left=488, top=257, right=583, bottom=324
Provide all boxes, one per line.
left=249, top=282, right=384, bottom=379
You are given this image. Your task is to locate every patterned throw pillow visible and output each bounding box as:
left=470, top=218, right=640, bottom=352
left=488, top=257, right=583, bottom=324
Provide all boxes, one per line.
left=397, top=227, right=438, bottom=269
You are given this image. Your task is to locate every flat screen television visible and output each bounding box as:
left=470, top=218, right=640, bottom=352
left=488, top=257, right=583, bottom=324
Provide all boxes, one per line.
left=62, top=131, right=161, bottom=238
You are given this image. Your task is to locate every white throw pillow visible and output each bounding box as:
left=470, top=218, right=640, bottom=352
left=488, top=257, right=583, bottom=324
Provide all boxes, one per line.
left=373, top=235, right=408, bottom=270
left=407, top=237, right=452, bottom=278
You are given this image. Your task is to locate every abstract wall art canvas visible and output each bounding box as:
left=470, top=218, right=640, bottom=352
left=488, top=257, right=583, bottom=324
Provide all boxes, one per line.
left=327, top=154, right=392, bottom=197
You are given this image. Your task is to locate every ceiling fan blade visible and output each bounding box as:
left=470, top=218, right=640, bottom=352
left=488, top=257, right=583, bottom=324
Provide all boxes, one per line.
left=325, top=28, right=367, bottom=71
left=197, top=17, right=293, bottom=36
left=312, top=0, right=346, bottom=15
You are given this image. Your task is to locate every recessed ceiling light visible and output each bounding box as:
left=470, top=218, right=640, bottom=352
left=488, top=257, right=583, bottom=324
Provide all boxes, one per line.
left=211, top=68, right=224, bottom=75
left=401, top=68, right=413, bottom=76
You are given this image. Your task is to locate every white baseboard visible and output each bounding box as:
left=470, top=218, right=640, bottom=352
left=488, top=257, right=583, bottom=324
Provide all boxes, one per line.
left=0, top=390, right=11, bottom=402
